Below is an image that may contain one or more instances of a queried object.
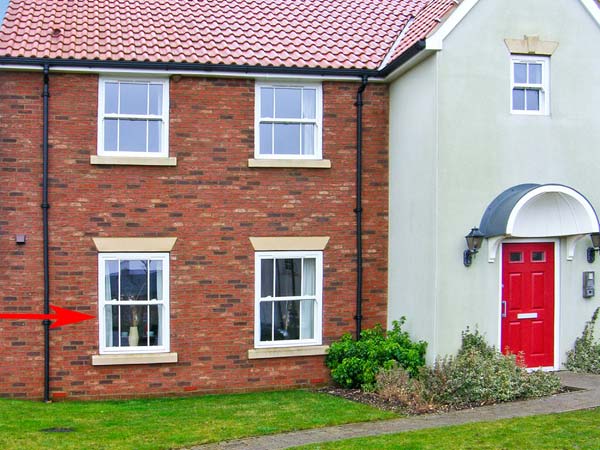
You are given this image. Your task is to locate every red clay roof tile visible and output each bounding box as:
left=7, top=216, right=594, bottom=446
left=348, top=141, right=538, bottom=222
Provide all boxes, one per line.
left=0, top=0, right=462, bottom=71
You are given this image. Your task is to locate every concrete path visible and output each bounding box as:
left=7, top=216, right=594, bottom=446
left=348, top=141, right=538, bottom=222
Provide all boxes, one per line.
left=190, top=372, right=600, bottom=450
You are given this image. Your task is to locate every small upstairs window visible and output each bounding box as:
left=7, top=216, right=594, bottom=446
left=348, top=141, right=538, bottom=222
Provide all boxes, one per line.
left=510, top=55, right=549, bottom=115
left=98, top=77, right=169, bottom=156
left=255, top=83, right=322, bottom=159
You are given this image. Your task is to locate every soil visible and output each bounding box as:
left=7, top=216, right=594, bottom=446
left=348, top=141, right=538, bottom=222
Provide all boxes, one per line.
left=318, top=385, right=574, bottom=415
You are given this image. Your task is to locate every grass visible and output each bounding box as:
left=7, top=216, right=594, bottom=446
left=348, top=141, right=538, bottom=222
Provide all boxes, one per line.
left=0, top=390, right=394, bottom=450
left=293, top=407, right=600, bottom=449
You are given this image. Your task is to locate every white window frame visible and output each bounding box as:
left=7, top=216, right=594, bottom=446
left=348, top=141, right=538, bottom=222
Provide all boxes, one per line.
left=97, top=76, right=170, bottom=157
left=254, top=251, right=323, bottom=348
left=98, top=252, right=170, bottom=354
left=254, top=82, right=323, bottom=160
left=510, top=55, right=550, bottom=115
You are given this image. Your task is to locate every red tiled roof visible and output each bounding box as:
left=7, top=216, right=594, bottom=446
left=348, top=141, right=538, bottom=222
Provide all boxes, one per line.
left=0, top=0, right=459, bottom=71
left=388, top=0, right=458, bottom=62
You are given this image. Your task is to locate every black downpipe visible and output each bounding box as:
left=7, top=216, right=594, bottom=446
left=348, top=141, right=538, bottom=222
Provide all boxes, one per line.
left=42, top=64, right=51, bottom=403
left=354, top=75, right=368, bottom=340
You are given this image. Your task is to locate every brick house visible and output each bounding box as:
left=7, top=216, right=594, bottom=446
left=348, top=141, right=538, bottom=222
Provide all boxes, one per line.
left=1, top=0, right=599, bottom=401
left=0, top=0, right=426, bottom=400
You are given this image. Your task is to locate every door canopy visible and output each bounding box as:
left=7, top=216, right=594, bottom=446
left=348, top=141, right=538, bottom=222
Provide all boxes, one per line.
left=479, top=184, right=600, bottom=262
left=480, top=184, right=599, bottom=238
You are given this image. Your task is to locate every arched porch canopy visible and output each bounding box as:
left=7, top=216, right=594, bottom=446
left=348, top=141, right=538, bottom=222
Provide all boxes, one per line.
left=478, top=184, right=600, bottom=261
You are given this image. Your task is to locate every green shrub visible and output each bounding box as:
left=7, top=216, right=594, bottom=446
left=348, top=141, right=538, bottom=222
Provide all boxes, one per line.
left=326, top=318, right=427, bottom=389
left=566, top=307, right=600, bottom=374
left=421, top=329, right=561, bottom=408
left=376, top=328, right=561, bottom=412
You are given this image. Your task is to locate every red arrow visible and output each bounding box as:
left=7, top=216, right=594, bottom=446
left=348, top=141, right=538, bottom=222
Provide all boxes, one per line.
left=0, top=304, right=95, bottom=329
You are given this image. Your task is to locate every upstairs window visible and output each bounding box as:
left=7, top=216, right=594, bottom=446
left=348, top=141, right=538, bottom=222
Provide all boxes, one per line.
left=98, top=78, right=169, bottom=156
left=510, top=56, right=549, bottom=115
left=255, top=83, right=322, bottom=159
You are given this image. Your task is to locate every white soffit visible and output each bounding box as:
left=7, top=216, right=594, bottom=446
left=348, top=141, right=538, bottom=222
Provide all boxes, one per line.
left=425, top=0, right=480, bottom=50
left=507, top=185, right=600, bottom=237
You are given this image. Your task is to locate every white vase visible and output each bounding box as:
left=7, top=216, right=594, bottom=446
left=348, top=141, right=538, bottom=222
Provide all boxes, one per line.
left=129, top=326, right=139, bottom=346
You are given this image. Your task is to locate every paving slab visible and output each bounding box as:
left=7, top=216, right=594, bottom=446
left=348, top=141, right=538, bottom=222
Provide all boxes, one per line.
left=188, top=371, right=600, bottom=450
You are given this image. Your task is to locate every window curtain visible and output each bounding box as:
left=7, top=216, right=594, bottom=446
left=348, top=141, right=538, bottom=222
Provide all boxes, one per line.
left=301, top=258, right=316, bottom=339
left=104, top=260, right=116, bottom=346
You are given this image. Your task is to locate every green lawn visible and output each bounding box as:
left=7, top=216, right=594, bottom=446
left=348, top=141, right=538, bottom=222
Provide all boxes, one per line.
left=293, top=407, right=600, bottom=449
left=0, top=390, right=394, bottom=450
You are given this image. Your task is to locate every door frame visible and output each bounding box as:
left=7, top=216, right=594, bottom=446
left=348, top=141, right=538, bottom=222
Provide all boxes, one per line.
left=497, top=238, right=560, bottom=370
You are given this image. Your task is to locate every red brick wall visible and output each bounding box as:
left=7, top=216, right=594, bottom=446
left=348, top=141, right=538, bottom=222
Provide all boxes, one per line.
left=0, top=71, right=388, bottom=399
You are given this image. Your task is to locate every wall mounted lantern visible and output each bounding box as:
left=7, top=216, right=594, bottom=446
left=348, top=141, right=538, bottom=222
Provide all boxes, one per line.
left=587, top=233, right=600, bottom=263
left=463, top=227, right=485, bottom=267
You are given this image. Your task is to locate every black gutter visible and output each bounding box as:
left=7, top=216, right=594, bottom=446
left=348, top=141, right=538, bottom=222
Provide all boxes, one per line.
left=354, top=75, right=368, bottom=340
left=377, top=40, right=427, bottom=78
left=41, top=64, right=51, bottom=403
left=0, top=56, right=380, bottom=78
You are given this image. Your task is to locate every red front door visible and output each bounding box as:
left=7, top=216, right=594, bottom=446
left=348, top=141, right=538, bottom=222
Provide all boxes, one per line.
left=501, top=242, right=555, bottom=368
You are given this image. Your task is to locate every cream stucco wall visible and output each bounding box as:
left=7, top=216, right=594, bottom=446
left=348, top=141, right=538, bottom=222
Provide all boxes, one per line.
left=389, top=0, right=600, bottom=365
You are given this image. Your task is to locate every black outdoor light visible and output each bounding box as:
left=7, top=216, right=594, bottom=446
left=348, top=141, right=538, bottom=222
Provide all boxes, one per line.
left=463, top=227, right=485, bottom=267
left=587, top=232, right=600, bottom=263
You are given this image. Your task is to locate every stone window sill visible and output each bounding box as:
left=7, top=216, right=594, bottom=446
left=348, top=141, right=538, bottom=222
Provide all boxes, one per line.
left=247, top=345, right=329, bottom=360
left=247, top=159, right=331, bottom=169
left=90, top=156, right=177, bottom=166
left=92, top=352, right=178, bottom=366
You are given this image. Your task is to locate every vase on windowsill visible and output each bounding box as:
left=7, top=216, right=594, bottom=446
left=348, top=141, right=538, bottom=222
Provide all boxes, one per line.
left=129, top=326, right=139, bottom=347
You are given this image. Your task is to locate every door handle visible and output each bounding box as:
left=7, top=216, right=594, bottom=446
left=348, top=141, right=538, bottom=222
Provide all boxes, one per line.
left=502, top=301, right=507, bottom=318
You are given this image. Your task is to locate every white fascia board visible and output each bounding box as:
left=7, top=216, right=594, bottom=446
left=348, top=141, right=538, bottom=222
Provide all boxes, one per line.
left=0, top=64, right=44, bottom=71
left=580, top=0, right=600, bottom=26
left=425, top=0, right=480, bottom=50
left=0, top=63, right=384, bottom=82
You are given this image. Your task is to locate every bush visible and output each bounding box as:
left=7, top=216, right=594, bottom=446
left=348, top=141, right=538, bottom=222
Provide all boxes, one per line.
left=421, top=329, right=561, bottom=408
left=374, top=328, right=561, bottom=411
left=566, top=307, right=600, bottom=374
left=375, top=364, right=435, bottom=414
left=326, top=318, right=427, bottom=389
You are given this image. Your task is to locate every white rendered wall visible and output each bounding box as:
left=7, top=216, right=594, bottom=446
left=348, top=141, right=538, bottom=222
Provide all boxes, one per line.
left=389, top=0, right=600, bottom=364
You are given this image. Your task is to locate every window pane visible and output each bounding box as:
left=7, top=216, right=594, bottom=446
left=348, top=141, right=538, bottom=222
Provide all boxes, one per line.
left=514, top=63, right=527, bottom=83
left=510, top=252, right=523, bottom=262
left=105, top=260, right=119, bottom=301
left=260, top=301, right=273, bottom=341
left=260, top=87, right=274, bottom=118
left=275, top=258, right=301, bottom=297
left=148, top=84, right=163, bottom=115
left=259, top=123, right=273, bottom=155
left=104, top=119, right=118, bottom=151
left=303, top=89, right=316, bottom=119
left=303, top=258, right=316, bottom=295
left=275, top=88, right=301, bottom=118
left=148, top=304, right=161, bottom=346
left=261, top=259, right=274, bottom=298
left=512, top=89, right=525, bottom=110
left=274, top=123, right=301, bottom=155
left=529, top=64, right=542, bottom=84
left=274, top=300, right=300, bottom=340
left=302, top=124, right=315, bottom=155
left=149, top=260, right=163, bottom=300
left=148, top=121, right=161, bottom=153
left=526, top=89, right=540, bottom=110
left=120, top=259, right=148, bottom=300
left=532, top=251, right=545, bottom=262
left=120, top=82, right=148, bottom=115
left=119, top=120, right=147, bottom=152
left=300, top=299, right=314, bottom=339
left=105, top=82, right=119, bottom=114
